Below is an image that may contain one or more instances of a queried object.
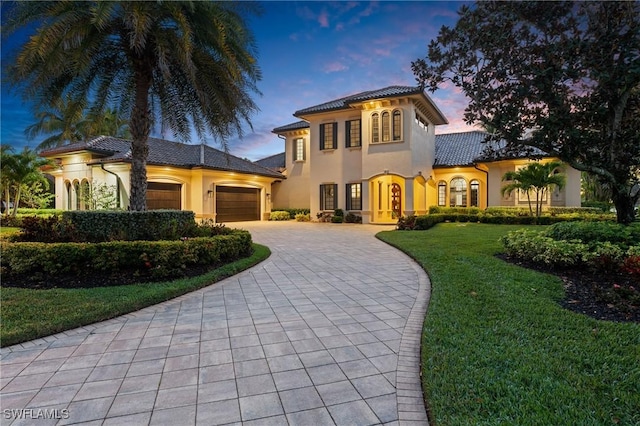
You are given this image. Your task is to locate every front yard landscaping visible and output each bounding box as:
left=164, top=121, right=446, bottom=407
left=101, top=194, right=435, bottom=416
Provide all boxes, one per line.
left=1, top=243, right=270, bottom=347
left=378, top=223, right=639, bottom=426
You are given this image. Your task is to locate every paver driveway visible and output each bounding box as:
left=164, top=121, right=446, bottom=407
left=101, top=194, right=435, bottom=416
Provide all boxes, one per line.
left=0, top=222, right=431, bottom=425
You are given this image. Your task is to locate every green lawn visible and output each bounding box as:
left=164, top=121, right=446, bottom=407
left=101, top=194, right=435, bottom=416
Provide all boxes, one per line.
left=378, top=223, right=640, bottom=426
left=1, top=244, right=270, bottom=347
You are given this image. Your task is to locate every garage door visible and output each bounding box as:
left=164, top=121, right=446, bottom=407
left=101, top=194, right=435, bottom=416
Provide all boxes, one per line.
left=216, top=186, right=260, bottom=222
left=147, top=182, right=181, bottom=210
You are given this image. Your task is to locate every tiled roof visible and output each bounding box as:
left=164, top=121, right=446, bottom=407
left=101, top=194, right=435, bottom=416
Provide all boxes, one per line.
left=293, top=86, right=446, bottom=124
left=272, top=121, right=310, bottom=134
left=255, top=152, right=285, bottom=171
left=40, top=136, right=284, bottom=179
left=434, top=131, right=549, bottom=167
left=434, top=131, right=494, bottom=167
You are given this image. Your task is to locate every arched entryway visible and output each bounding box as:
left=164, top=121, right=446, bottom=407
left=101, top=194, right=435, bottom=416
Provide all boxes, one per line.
left=368, top=174, right=405, bottom=224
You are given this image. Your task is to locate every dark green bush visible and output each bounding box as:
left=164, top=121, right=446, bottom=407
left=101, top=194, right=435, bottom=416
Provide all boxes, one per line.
left=334, top=209, right=344, bottom=217
left=331, top=215, right=344, bottom=223
left=62, top=210, right=196, bottom=242
left=543, top=221, right=640, bottom=250
left=1, top=230, right=252, bottom=288
left=344, top=213, right=362, bottom=223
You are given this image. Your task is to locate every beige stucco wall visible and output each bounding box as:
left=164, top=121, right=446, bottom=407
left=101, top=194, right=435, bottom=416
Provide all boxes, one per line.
left=270, top=129, right=311, bottom=210
left=486, top=159, right=581, bottom=208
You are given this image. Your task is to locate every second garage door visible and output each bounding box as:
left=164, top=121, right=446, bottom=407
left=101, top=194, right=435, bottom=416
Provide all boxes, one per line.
left=216, top=186, right=260, bottom=222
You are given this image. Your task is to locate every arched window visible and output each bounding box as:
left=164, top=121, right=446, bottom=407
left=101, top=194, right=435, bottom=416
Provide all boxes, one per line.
left=81, top=179, right=91, bottom=210
left=392, top=110, right=402, bottom=140
left=371, top=113, right=380, bottom=143
left=450, top=177, right=467, bottom=207
left=382, top=111, right=390, bottom=142
left=73, top=181, right=81, bottom=210
left=470, top=180, right=480, bottom=207
left=438, top=181, right=447, bottom=206
left=65, top=181, right=72, bottom=210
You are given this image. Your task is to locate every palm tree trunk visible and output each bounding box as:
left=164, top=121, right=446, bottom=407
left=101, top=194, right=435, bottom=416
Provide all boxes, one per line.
left=128, top=64, right=153, bottom=211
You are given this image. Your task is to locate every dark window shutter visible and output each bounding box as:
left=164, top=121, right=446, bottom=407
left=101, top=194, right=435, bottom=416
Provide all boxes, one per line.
left=346, top=184, right=351, bottom=210
left=320, top=185, right=325, bottom=210
left=320, top=125, right=325, bottom=150
left=333, top=184, right=338, bottom=208
left=332, top=123, right=338, bottom=149
left=345, top=121, right=351, bottom=147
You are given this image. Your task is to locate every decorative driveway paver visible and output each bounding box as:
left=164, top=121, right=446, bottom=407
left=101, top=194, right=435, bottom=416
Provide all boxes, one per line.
left=1, top=222, right=431, bottom=425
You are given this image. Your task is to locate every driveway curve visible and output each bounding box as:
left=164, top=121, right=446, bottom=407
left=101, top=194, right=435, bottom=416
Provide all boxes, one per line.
left=1, top=222, right=431, bottom=425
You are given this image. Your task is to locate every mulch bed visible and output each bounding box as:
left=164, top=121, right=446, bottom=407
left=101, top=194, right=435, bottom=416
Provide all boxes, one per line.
left=499, top=255, right=640, bottom=323
left=2, top=264, right=217, bottom=290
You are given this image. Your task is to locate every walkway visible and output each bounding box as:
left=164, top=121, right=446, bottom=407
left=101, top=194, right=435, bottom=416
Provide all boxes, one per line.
left=0, top=222, right=431, bottom=425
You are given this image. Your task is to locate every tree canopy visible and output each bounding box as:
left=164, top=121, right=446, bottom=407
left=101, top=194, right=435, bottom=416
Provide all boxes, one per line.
left=6, top=1, right=263, bottom=211
left=412, top=1, right=640, bottom=224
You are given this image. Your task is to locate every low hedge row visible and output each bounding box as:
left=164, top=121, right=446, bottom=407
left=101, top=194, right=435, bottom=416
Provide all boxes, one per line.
left=428, top=206, right=607, bottom=216
left=1, top=230, right=252, bottom=288
left=396, top=213, right=589, bottom=230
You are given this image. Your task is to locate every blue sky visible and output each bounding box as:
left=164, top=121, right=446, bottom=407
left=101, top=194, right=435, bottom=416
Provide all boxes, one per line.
left=1, top=1, right=476, bottom=161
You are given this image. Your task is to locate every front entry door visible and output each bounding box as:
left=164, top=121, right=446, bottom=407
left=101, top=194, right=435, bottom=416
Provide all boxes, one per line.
left=391, top=183, right=401, bottom=218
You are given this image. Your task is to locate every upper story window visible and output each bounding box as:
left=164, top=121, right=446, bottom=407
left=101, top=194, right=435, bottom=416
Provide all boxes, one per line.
left=371, top=109, right=402, bottom=143
left=293, top=138, right=305, bottom=161
left=346, top=119, right=361, bottom=148
left=320, top=122, right=337, bottom=150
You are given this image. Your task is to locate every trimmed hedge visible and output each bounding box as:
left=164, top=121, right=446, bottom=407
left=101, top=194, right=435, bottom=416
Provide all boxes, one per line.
left=269, top=211, right=291, bottom=221
left=62, top=210, right=196, bottom=242
left=272, top=208, right=310, bottom=217
left=1, top=230, right=252, bottom=288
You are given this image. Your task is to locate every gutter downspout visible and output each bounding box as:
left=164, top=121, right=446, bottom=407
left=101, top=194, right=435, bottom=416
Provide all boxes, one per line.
left=101, top=164, right=121, bottom=209
left=474, top=163, right=489, bottom=208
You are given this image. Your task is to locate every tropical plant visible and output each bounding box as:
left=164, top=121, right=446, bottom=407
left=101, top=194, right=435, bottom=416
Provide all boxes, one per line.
left=501, top=161, right=566, bottom=217
left=412, top=1, right=640, bottom=224
left=6, top=1, right=262, bottom=211
left=1, top=146, right=52, bottom=217
left=24, top=96, right=86, bottom=149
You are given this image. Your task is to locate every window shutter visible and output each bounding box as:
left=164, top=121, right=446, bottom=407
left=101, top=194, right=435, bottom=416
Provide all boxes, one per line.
left=346, top=184, right=351, bottom=210
left=332, top=123, right=338, bottom=149
left=320, top=185, right=325, bottom=210
left=302, top=140, right=306, bottom=160
left=345, top=121, right=351, bottom=147
left=333, top=184, right=338, bottom=208
left=319, top=125, right=325, bottom=150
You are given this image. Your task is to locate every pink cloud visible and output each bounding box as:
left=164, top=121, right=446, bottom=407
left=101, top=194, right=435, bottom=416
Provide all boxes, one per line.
left=323, top=61, right=349, bottom=73
left=318, top=9, right=330, bottom=28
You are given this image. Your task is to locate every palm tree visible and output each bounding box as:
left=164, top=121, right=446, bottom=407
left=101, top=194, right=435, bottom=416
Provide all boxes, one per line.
left=1, top=146, right=51, bottom=217
left=501, top=161, right=566, bottom=217
left=25, top=97, right=86, bottom=150
left=6, top=1, right=262, bottom=210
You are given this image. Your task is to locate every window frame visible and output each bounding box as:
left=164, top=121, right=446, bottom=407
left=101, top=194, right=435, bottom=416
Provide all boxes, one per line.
left=320, top=122, right=338, bottom=150
left=345, top=119, right=362, bottom=148
left=371, top=109, right=402, bottom=144
left=450, top=177, right=468, bottom=207
left=470, top=179, right=480, bottom=207
left=438, top=181, right=447, bottom=206
left=346, top=183, right=362, bottom=210
left=293, top=137, right=305, bottom=162
left=320, top=184, right=338, bottom=211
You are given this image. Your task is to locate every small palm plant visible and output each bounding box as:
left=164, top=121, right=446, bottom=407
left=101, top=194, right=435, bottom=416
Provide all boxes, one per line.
left=501, top=161, right=566, bottom=217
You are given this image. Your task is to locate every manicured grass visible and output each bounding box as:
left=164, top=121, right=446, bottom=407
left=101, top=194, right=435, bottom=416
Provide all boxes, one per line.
left=378, top=224, right=640, bottom=426
left=1, top=244, right=270, bottom=347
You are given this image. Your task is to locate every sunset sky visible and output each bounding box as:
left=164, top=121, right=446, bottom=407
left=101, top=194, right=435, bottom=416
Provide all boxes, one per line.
left=1, top=1, right=476, bottom=161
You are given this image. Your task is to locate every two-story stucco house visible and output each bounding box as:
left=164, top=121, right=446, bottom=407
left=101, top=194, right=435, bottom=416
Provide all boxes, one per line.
left=265, top=86, right=581, bottom=224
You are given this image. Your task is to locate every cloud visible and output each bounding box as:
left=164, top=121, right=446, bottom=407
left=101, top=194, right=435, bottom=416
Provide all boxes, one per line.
left=323, top=61, right=349, bottom=73
left=317, top=9, right=330, bottom=28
